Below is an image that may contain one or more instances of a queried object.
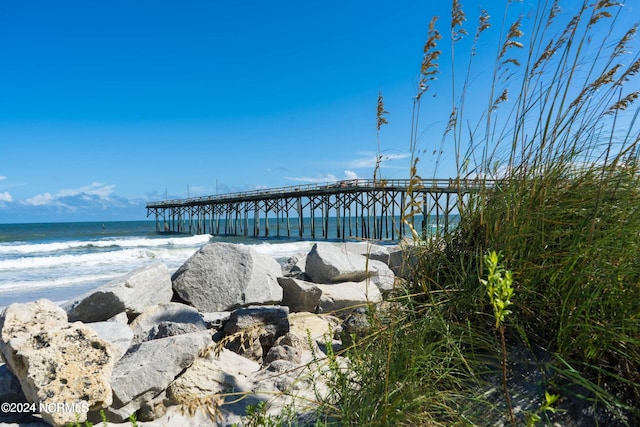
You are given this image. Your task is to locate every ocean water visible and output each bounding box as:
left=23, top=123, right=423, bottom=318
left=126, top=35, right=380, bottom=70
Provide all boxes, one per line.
left=0, top=215, right=452, bottom=311
left=0, top=220, right=322, bottom=310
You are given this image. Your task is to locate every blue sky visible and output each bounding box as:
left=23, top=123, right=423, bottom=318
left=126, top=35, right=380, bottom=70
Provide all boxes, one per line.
left=0, top=1, right=638, bottom=223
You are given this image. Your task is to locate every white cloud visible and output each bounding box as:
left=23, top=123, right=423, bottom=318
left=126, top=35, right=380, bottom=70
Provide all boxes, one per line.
left=186, top=185, right=209, bottom=197
left=285, top=171, right=363, bottom=184
left=250, top=184, right=270, bottom=190
left=285, top=174, right=339, bottom=183
left=348, top=152, right=410, bottom=168
left=24, top=193, right=54, bottom=206
left=383, top=153, right=410, bottom=161
left=0, top=176, right=6, bottom=181
left=21, top=182, right=118, bottom=209
left=0, top=191, right=12, bottom=202
left=348, top=154, right=378, bottom=168
left=1, top=181, right=147, bottom=221
left=58, top=182, right=115, bottom=199
left=344, top=170, right=359, bottom=180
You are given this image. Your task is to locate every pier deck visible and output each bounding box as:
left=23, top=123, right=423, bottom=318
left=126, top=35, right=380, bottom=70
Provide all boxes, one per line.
left=146, top=178, right=489, bottom=241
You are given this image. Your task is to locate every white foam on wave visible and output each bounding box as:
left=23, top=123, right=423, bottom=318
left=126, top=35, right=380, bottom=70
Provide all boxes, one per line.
left=243, top=240, right=317, bottom=259
left=0, top=273, right=120, bottom=293
left=0, top=234, right=212, bottom=255
left=0, top=244, right=207, bottom=271
left=0, top=248, right=159, bottom=270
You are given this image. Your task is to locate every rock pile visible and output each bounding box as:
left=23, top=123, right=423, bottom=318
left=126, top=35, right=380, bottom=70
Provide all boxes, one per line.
left=0, top=241, right=401, bottom=426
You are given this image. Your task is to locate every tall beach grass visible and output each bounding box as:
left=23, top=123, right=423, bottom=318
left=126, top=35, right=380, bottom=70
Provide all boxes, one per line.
left=320, top=1, right=640, bottom=425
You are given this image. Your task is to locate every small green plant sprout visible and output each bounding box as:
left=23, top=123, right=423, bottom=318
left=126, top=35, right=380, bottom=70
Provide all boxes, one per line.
left=128, top=413, right=138, bottom=427
left=526, top=391, right=560, bottom=427
left=481, top=250, right=514, bottom=329
left=481, top=250, right=515, bottom=425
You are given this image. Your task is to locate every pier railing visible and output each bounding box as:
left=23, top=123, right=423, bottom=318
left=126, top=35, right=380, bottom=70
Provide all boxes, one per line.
left=146, top=178, right=495, bottom=240
left=147, top=178, right=490, bottom=207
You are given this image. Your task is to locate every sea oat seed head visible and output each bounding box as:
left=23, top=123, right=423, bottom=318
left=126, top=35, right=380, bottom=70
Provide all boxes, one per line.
left=532, top=40, right=556, bottom=73
left=613, top=25, right=638, bottom=58
left=491, top=89, right=509, bottom=111
left=477, top=10, right=491, bottom=35
left=589, top=0, right=621, bottom=28
left=451, top=0, right=468, bottom=41
left=444, top=108, right=457, bottom=135
left=547, top=0, right=561, bottom=28
left=499, top=18, right=524, bottom=60
left=472, top=10, right=491, bottom=55
left=615, top=58, right=640, bottom=87
left=606, top=91, right=640, bottom=114
left=417, top=16, right=442, bottom=100
left=376, top=92, right=389, bottom=131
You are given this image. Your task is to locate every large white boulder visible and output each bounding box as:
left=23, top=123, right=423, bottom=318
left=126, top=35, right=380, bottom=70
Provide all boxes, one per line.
left=106, top=330, right=212, bottom=422
left=63, top=263, right=173, bottom=323
left=315, top=281, right=383, bottom=315
left=367, top=259, right=397, bottom=293
left=85, top=321, right=134, bottom=363
left=277, top=277, right=322, bottom=312
left=0, top=300, right=114, bottom=427
left=172, top=243, right=283, bottom=312
left=343, top=241, right=391, bottom=265
left=305, top=242, right=378, bottom=284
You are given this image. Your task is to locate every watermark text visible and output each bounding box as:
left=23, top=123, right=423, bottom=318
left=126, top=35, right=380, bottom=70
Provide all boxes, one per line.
left=1, top=400, right=89, bottom=414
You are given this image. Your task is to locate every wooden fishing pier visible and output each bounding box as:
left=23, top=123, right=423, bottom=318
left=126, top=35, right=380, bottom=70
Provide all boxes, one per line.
left=146, top=178, right=487, bottom=241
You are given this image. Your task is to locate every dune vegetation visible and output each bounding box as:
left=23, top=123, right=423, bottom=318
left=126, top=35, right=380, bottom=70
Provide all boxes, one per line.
left=306, top=0, right=640, bottom=426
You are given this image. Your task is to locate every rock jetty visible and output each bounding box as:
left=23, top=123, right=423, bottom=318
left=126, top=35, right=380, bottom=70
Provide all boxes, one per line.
left=0, top=241, right=402, bottom=426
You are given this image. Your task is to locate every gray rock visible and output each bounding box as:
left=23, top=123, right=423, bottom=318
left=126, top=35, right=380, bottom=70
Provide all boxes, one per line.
left=250, top=357, right=337, bottom=420
left=307, top=243, right=395, bottom=292
left=273, top=333, right=323, bottom=361
left=281, top=252, right=307, bottom=277
left=388, top=244, right=417, bottom=277
left=106, top=330, right=212, bottom=422
left=106, top=312, right=129, bottom=324
left=129, top=302, right=207, bottom=345
left=0, top=363, right=32, bottom=424
left=343, top=241, right=391, bottom=265
left=264, top=344, right=301, bottom=365
left=200, top=311, right=231, bottom=329
left=63, top=263, right=173, bottom=323
left=283, top=312, right=342, bottom=360
left=315, top=281, right=383, bottom=316
left=146, top=322, right=203, bottom=341
left=86, top=321, right=134, bottom=362
left=0, top=363, right=27, bottom=404
left=287, top=312, right=342, bottom=344
left=305, top=242, right=377, bottom=283
left=223, top=306, right=290, bottom=362
left=164, top=348, right=260, bottom=424
left=161, top=314, right=345, bottom=427
left=367, top=259, right=396, bottom=293
left=277, top=277, right=322, bottom=312
left=341, top=311, right=371, bottom=347
left=172, top=243, right=283, bottom=312
left=136, top=392, right=168, bottom=422
left=167, top=347, right=258, bottom=402
left=0, top=299, right=114, bottom=427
